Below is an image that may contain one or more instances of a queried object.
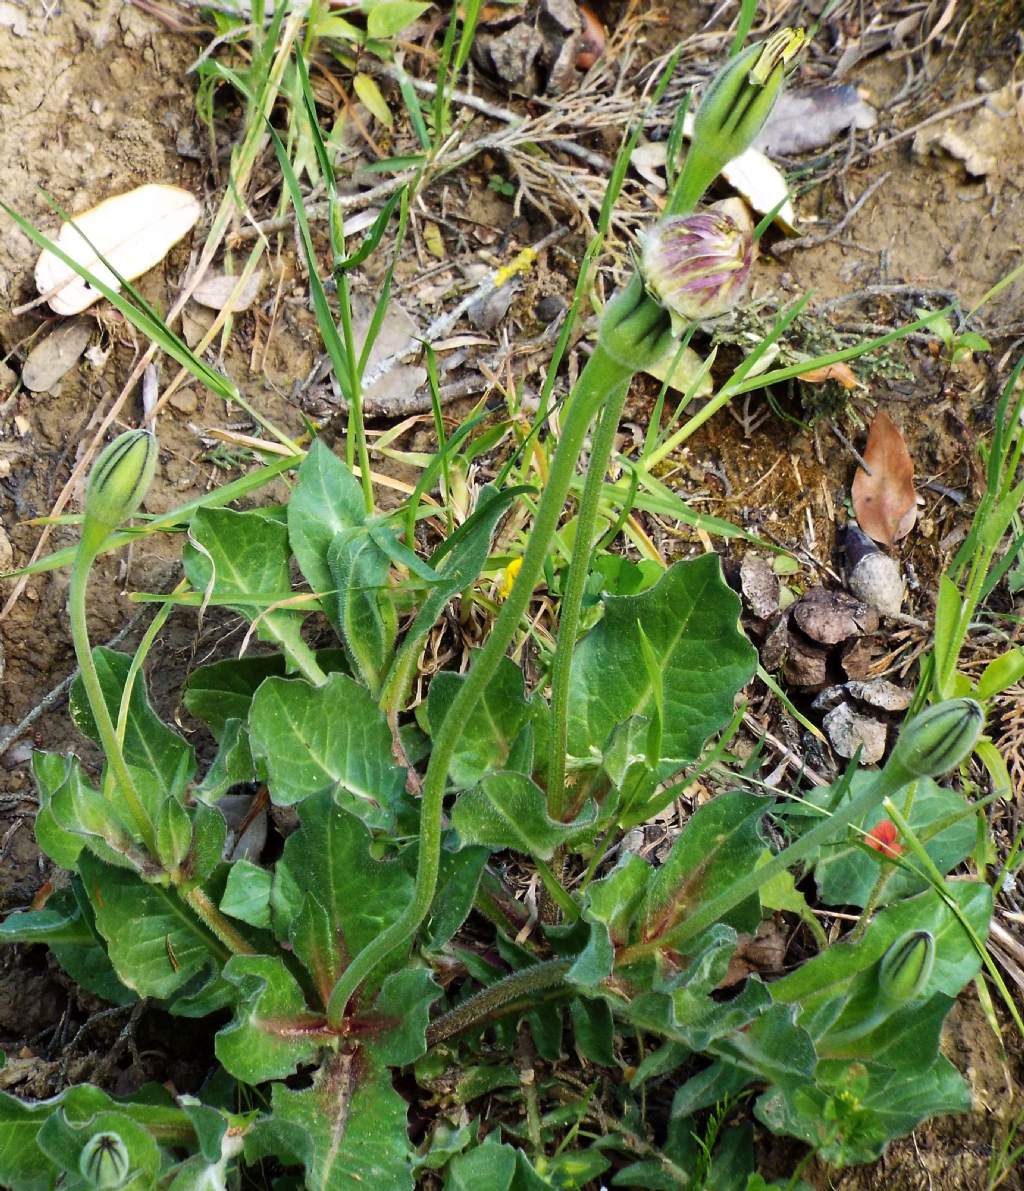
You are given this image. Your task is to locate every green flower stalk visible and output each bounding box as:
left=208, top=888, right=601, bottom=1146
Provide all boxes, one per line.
left=324, top=33, right=805, bottom=1015
left=326, top=273, right=674, bottom=1024
left=69, top=430, right=257, bottom=956
left=668, top=27, right=806, bottom=216
left=70, top=430, right=161, bottom=856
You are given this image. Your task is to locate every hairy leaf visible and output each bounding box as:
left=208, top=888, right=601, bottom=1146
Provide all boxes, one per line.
left=184, top=506, right=309, bottom=661
left=288, top=439, right=366, bottom=614
left=247, top=1051, right=415, bottom=1190
left=451, top=771, right=597, bottom=860
left=756, top=1055, right=970, bottom=1165
left=272, top=791, right=414, bottom=992
left=425, top=656, right=536, bottom=789
left=567, top=556, right=756, bottom=778
left=249, top=673, right=405, bottom=824
left=79, top=852, right=216, bottom=998
left=329, top=527, right=396, bottom=693
left=71, top=647, right=195, bottom=799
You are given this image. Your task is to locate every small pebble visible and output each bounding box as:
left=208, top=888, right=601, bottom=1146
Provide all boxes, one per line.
left=823, top=702, right=887, bottom=764
left=169, top=388, right=199, bottom=415
left=535, top=294, right=565, bottom=323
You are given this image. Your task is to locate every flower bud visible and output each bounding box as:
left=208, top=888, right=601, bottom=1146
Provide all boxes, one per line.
left=642, top=199, right=754, bottom=326
left=84, top=429, right=157, bottom=536
left=669, top=29, right=806, bottom=214
left=79, top=1132, right=131, bottom=1188
left=885, top=698, right=983, bottom=783
left=878, top=930, right=934, bottom=1007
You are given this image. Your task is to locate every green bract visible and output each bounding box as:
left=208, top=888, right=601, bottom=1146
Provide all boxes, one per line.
left=83, top=429, right=158, bottom=537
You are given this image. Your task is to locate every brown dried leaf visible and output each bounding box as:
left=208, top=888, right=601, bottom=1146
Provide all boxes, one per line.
left=797, top=362, right=862, bottom=390
left=852, top=411, right=917, bottom=545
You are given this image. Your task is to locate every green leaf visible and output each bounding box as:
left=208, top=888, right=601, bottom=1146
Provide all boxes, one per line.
left=287, top=440, right=366, bottom=599
left=249, top=673, right=406, bottom=824
left=445, top=1133, right=517, bottom=1190
left=770, top=881, right=992, bottom=1015
left=0, top=885, right=134, bottom=1007
left=194, top=717, right=257, bottom=804
left=329, top=527, right=397, bottom=693
left=50, top=759, right=152, bottom=869
left=567, top=556, right=756, bottom=778
left=642, top=791, right=767, bottom=944
left=755, top=850, right=827, bottom=947
left=219, top=859, right=272, bottom=929
left=247, top=1051, right=414, bottom=1189
left=184, top=654, right=292, bottom=740
left=367, top=968, right=442, bottom=1066
left=366, top=0, right=430, bottom=38
left=79, top=852, right=216, bottom=998
left=71, top=647, right=195, bottom=798
left=216, top=955, right=325, bottom=1082
left=426, top=656, right=536, bottom=789
left=0, top=1090, right=60, bottom=1190
left=184, top=649, right=348, bottom=740
left=451, top=772, right=597, bottom=860
left=31, top=751, right=85, bottom=869
left=755, top=1055, right=971, bottom=1166
left=184, top=507, right=309, bottom=661
left=571, top=854, right=651, bottom=985
left=354, top=72, right=394, bottom=127
left=420, top=841, right=489, bottom=951
left=710, top=1001, right=816, bottom=1087
left=272, top=791, right=415, bottom=991
left=385, top=485, right=526, bottom=710
left=813, top=775, right=976, bottom=907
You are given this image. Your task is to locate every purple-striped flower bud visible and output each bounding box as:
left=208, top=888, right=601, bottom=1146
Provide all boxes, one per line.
left=641, top=200, right=754, bottom=326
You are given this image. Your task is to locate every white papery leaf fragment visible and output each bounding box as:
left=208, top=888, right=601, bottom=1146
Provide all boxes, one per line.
left=35, top=184, right=201, bottom=316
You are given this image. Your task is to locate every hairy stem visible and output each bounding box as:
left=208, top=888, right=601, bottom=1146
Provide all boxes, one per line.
left=426, top=959, right=573, bottom=1045
left=69, top=540, right=158, bottom=857
left=546, top=377, right=631, bottom=821
left=324, top=341, right=632, bottom=1026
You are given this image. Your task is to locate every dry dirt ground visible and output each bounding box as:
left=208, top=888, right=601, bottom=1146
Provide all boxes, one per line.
left=1, top=1, right=1023, bottom=1187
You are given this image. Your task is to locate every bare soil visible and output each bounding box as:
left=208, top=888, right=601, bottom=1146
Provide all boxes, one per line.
left=1, top=0, right=1022, bottom=1186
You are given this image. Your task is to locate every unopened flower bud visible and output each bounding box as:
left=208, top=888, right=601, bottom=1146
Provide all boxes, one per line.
left=669, top=29, right=806, bottom=214
left=84, top=429, right=157, bottom=536
left=79, top=1132, right=131, bottom=1188
left=642, top=200, right=754, bottom=326
left=885, top=698, right=983, bottom=783
left=878, top=930, right=934, bottom=1007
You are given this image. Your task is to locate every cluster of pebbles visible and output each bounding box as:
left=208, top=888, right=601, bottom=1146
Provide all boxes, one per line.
left=734, top=527, right=911, bottom=765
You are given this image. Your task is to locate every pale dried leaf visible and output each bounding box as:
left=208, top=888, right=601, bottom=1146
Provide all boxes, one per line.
left=21, top=318, right=94, bottom=392
left=642, top=342, right=712, bottom=398
left=852, top=411, right=918, bottom=545
left=35, top=184, right=201, bottom=316
left=191, top=270, right=265, bottom=313
left=631, top=141, right=668, bottom=191
left=754, top=86, right=877, bottom=157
